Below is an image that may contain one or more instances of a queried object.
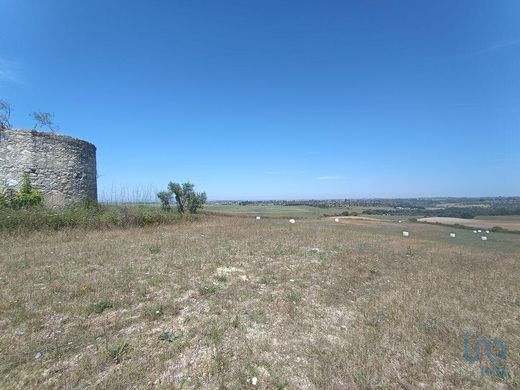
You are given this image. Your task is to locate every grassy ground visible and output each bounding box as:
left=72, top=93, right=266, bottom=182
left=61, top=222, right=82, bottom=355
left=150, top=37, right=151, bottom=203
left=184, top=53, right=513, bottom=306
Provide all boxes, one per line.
left=1, top=216, right=519, bottom=389
left=205, top=204, right=352, bottom=218
left=205, top=204, right=421, bottom=221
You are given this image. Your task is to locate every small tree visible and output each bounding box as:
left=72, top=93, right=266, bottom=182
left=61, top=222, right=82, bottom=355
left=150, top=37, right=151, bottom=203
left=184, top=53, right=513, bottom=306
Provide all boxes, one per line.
left=157, top=181, right=206, bottom=214
left=31, top=111, right=57, bottom=132
left=157, top=191, right=172, bottom=211
left=0, top=99, right=12, bottom=129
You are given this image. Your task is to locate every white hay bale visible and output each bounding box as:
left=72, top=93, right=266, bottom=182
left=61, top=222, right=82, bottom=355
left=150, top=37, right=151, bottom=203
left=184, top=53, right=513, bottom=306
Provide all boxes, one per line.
left=334, top=218, right=339, bottom=222
left=289, top=219, right=295, bottom=224
left=402, top=231, right=409, bottom=237
left=450, top=233, right=456, bottom=238
left=481, top=236, right=487, bottom=241
left=472, top=230, right=477, bottom=233
left=477, top=229, right=482, bottom=233
left=398, top=220, right=402, bottom=223
left=485, top=230, right=490, bottom=234
left=256, top=216, right=261, bottom=220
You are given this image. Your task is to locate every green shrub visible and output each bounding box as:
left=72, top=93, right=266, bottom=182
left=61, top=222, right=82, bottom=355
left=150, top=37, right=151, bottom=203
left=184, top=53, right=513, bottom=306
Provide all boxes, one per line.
left=490, top=226, right=507, bottom=233
left=88, top=300, right=113, bottom=315
left=149, top=245, right=161, bottom=255
left=0, top=173, right=43, bottom=209
left=0, top=203, right=183, bottom=233
left=107, top=339, right=129, bottom=364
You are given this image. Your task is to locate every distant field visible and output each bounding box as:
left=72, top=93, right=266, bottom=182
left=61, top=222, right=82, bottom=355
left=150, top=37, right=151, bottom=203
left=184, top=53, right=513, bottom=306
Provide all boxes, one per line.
left=1, top=215, right=519, bottom=388
left=418, top=216, right=520, bottom=231
left=205, top=204, right=399, bottom=219
left=477, top=215, right=520, bottom=221
left=205, top=204, right=351, bottom=218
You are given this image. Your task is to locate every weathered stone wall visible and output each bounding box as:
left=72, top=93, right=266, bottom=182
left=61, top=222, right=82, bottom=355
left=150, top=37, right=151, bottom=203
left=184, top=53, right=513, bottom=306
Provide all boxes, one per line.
left=0, top=129, right=97, bottom=206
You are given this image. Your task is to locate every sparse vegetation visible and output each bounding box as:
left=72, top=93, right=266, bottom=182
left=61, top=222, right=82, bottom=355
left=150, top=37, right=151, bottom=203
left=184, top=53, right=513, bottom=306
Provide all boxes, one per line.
left=0, top=98, right=12, bottom=129
left=199, top=285, right=219, bottom=296
left=260, top=275, right=276, bottom=285
left=0, top=203, right=184, bottom=233
left=287, top=291, right=301, bottom=304
left=107, top=339, right=129, bottom=364
left=30, top=111, right=58, bottom=132
left=149, top=244, right=161, bottom=255
left=88, top=299, right=113, bottom=315
left=158, top=331, right=176, bottom=342
left=1, top=215, right=519, bottom=388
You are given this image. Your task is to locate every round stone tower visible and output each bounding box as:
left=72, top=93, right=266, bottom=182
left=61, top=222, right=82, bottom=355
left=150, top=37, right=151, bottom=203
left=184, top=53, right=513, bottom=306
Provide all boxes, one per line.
left=0, top=129, right=97, bottom=207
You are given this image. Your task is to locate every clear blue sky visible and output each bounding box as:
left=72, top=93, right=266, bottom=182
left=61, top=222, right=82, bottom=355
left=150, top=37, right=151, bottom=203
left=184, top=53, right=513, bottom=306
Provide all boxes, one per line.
left=1, top=0, right=519, bottom=200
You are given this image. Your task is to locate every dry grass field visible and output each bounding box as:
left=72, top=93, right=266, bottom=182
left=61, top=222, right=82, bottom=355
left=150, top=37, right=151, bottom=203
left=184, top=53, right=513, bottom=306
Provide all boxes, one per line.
left=418, top=217, right=520, bottom=232
left=1, top=216, right=519, bottom=389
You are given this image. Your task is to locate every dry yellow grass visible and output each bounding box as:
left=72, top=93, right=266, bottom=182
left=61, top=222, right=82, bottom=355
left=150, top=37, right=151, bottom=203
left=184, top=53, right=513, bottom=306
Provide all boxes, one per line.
left=1, top=216, right=519, bottom=389
left=418, top=217, right=520, bottom=231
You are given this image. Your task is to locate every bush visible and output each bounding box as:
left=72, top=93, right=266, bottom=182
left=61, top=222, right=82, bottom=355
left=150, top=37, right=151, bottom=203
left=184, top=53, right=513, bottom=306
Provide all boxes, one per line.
left=0, top=174, right=43, bottom=209
left=0, top=203, right=185, bottom=233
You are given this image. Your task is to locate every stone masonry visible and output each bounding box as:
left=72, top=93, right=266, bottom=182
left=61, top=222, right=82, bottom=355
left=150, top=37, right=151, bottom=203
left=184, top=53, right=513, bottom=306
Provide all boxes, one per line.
left=0, top=129, right=97, bottom=207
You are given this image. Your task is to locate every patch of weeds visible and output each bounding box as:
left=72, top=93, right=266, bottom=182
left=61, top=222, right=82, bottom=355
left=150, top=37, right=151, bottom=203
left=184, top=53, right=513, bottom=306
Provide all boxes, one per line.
left=108, top=339, right=129, bottom=364
left=406, top=246, right=415, bottom=257
left=7, top=258, right=28, bottom=272
left=256, top=260, right=266, bottom=268
left=199, top=285, right=219, bottom=296
left=287, top=291, right=301, bottom=304
left=369, top=267, right=379, bottom=275
left=286, top=247, right=299, bottom=255
left=216, top=274, right=227, bottom=283
left=147, top=275, right=166, bottom=287
left=273, top=248, right=285, bottom=257
left=260, top=275, right=276, bottom=285
left=88, top=300, right=113, bottom=315
left=505, top=295, right=520, bottom=307
left=210, top=328, right=223, bottom=345
left=420, top=319, right=436, bottom=333
left=274, top=379, right=289, bottom=390
left=213, top=349, right=229, bottom=373
left=158, top=331, right=177, bottom=342
left=149, top=245, right=161, bottom=255
left=232, top=315, right=240, bottom=329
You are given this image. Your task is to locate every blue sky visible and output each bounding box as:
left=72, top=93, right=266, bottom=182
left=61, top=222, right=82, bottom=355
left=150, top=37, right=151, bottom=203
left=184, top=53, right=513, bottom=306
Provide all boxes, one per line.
left=1, top=0, right=519, bottom=200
